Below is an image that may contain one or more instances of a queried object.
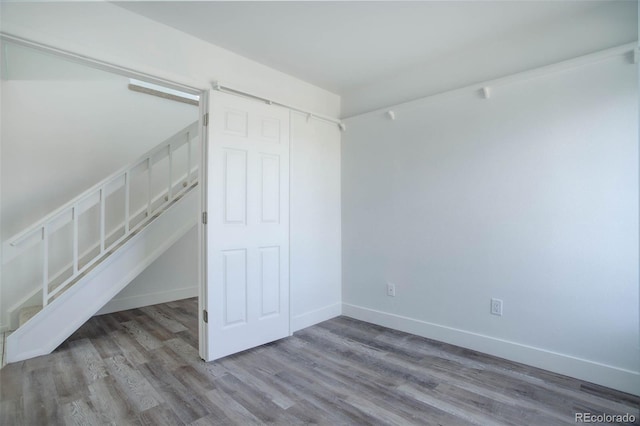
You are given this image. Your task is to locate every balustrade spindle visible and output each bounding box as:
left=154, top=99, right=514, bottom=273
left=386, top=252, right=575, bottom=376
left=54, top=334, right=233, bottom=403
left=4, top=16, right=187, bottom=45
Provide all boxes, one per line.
left=147, top=157, right=153, bottom=217
left=6, top=121, right=198, bottom=307
left=168, top=145, right=174, bottom=202
left=124, top=171, right=131, bottom=234
left=72, top=204, right=79, bottom=274
left=100, top=187, right=106, bottom=253
left=42, top=225, right=49, bottom=306
left=187, top=131, right=192, bottom=185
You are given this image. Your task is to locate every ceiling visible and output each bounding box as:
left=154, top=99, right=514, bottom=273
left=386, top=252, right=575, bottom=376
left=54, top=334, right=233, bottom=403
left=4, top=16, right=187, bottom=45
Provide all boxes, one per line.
left=114, top=1, right=618, bottom=96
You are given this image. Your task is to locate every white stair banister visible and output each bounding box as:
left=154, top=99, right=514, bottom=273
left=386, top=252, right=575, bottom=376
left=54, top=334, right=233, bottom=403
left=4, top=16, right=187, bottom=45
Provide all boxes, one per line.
left=4, top=121, right=199, bottom=308
left=6, top=186, right=199, bottom=363
left=42, top=224, right=49, bottom=307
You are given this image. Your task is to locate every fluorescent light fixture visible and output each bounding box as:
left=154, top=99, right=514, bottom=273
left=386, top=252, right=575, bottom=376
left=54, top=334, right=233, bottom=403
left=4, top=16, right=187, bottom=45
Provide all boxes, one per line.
left=129, top=78, right=200, bottom=105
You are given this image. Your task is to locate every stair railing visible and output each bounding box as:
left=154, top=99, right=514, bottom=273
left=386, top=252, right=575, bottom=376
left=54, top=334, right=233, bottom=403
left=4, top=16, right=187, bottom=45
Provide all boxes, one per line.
left=6, top=121, right=199, bottom=307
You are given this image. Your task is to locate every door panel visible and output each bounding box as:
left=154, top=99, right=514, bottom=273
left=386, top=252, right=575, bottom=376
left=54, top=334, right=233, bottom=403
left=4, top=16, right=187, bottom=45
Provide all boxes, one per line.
left=204, top=90, right=290, bottom=361
left=223, top=149, right=248, bottom=224
left=260, top=154, right=280, bottom=223
left=259, top=246, right=280, bottom=317
left=222, top=249, right=247, bottom=326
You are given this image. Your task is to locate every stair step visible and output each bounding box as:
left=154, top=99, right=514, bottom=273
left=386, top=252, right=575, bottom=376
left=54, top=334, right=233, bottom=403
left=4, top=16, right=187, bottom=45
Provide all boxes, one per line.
left=8, top=184, right=196, bottom=336
left=6, top=186, right=198, bottom=363
left=41, top=185, right=197, bottom=306
left=18, top=305, right=43, bottom=327
left=10, top=185, right=197, bottom=336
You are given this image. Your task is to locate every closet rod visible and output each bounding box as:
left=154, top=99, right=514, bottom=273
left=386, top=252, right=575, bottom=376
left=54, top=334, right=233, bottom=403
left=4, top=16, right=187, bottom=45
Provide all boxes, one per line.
left=211, top=81, right=344, bottom=129
left=343, top=42, right=638, bottom=122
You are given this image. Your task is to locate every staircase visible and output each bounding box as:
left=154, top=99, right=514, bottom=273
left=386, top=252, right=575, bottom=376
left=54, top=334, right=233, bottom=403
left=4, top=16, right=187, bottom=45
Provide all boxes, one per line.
left=3, top=121, right=200, bottom=363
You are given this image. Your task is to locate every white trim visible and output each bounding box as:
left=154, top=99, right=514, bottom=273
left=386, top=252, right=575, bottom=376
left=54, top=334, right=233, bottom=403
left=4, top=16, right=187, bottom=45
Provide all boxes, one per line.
left=96, top=286, right=198, bottom=316
left=291, top=302, right=342, bottom=333
left=288, top=110, right=293, bottom=338
left=344, top=42, right=638, bottom=122
left=342, top=303, right=640, bottom=396
left=0, top=50, right=2, bottom=338
left=198, top=90, right=210, bottom=361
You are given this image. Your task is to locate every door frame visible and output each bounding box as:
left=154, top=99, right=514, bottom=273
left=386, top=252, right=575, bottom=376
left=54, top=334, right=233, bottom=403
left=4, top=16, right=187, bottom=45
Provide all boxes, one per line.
left=1, top=32, right=211, bottom=358
left=198, top=90, right=210, bottom=360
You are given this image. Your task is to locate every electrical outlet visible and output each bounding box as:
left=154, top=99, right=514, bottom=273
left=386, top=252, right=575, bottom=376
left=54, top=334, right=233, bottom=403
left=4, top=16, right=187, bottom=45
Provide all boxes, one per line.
left=491, top=298, right=503, bottom=316
left=387, top=282, right=396, bottom=297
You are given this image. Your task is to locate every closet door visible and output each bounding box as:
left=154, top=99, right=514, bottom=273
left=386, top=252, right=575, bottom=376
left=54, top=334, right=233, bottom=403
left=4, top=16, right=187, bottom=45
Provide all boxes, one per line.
left=203, top=90, right=290, bottom=361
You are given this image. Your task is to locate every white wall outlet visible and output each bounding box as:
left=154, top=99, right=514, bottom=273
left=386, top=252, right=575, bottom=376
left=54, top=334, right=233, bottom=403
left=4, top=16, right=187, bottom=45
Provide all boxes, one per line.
left=387, top=282, right=396, bottom=297
left=491, top=298, right=503, bottom=316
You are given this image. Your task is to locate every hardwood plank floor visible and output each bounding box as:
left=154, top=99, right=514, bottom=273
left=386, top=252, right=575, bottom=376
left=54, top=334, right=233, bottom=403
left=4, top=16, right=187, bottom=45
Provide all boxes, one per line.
left=1, top=298, right=638, bottom=425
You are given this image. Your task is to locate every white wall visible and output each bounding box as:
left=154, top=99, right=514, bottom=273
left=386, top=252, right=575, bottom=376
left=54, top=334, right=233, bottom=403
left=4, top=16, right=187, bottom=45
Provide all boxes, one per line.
left=290, top=112, right=342, bottom=330
left=1, top=2, right=341, bottom=330
left=342, top=55, right=639, bottom=395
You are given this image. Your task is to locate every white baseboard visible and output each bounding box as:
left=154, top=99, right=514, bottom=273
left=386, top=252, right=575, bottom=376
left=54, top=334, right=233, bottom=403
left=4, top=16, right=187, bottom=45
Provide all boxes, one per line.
left=342, top=303, right=640, bottom=396
left=292, top=302, right=342, bottom=333
left=96, top=286, right=198, bottom=316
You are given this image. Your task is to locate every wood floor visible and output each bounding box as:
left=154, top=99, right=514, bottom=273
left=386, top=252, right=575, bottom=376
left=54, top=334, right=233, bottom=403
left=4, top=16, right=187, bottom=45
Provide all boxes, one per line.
left=1, top=298, right=638, bottom=425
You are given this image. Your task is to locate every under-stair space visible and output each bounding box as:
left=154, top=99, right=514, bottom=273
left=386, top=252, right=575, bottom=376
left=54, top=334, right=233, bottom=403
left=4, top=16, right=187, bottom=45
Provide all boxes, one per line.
left=3, top=121, right=200, bottom=364
left=17, top=306, right=41, bottom=328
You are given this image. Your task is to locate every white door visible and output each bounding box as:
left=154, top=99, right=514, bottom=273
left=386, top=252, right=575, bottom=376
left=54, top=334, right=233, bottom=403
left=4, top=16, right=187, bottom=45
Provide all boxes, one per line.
left=203, top=90, right=290, bottom=361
